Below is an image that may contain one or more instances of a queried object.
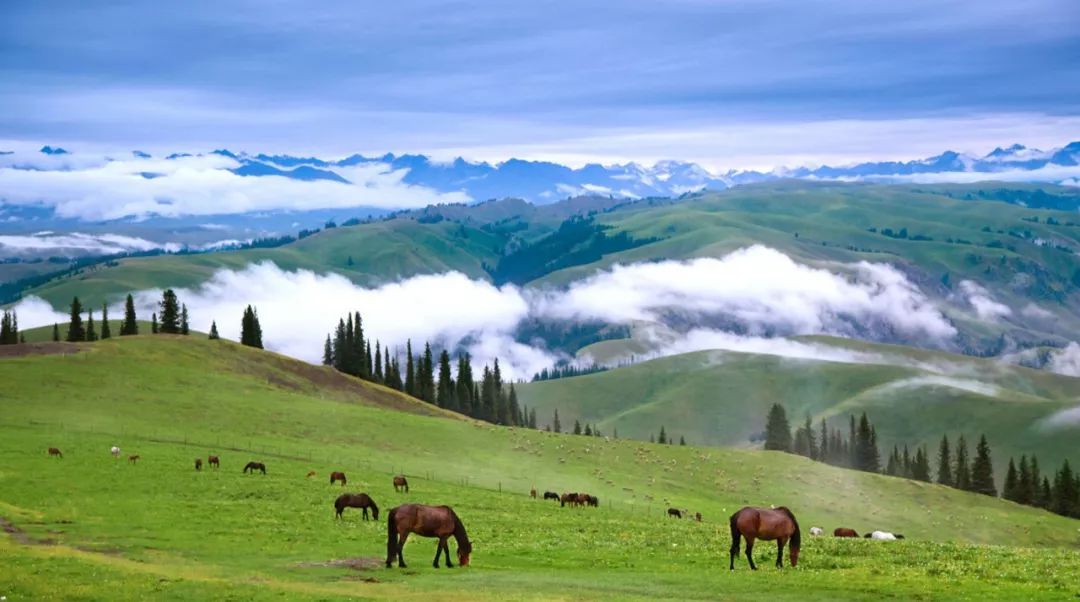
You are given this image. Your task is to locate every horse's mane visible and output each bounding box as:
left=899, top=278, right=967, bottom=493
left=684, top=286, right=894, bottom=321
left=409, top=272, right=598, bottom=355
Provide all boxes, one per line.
left=448, top=507, right=472, bottom=553
left=775, top=506, right=801, bottom=549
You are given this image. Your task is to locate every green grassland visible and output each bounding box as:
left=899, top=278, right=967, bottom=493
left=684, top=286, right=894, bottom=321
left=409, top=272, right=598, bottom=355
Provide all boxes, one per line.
left=518, top=336, right=1080, bottom=482
left=1, top=337, right=1079, bottom=600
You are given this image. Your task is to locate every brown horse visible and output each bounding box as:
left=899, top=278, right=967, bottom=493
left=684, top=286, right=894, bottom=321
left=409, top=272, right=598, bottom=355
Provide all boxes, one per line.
left=543, top=491, right=559, bottom=501
left=330, top=471, right=347, bottom=486
left=586, top=495, right=599, bottom=507
left=530, top=487, right=537, bottom=499
left=833, top=527, right=859, bottom=538
left=208, top=455, right=220, bottom=469
left=47, top=447, right=63, bottom=458
left=128, top=454, right=140, bottom=464
left=393, top=475, right=409, bottom=493
left=668, top=508, right=682, bottom=519
left=729, top=506, right=801, bottom=570
left=695, top=512, right=702, bottom=522
left=335, top=492, right=379, bottom=520
left=560, top=493, right=578, bottom=507
left=195, top=458, right=203, bottom=471
left=243, top=461, right=266, bottom=474
left=386, top=504, right=471, bottom=569
left=306, top=470, right=317, bottom=478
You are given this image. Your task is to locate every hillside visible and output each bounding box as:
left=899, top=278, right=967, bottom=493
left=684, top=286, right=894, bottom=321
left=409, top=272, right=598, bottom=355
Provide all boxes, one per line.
left=517, top=336, right=1080, bottom=481
left=0, top=336, right=1078, bottom=599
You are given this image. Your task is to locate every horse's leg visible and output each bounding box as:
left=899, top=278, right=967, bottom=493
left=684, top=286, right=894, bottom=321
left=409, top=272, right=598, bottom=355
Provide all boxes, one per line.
left=397, top=533, right=409, bottom=568
left=729, top=534, right=740, bottom=570
left=433, top=537, right=447, bottom=568
left=776, top=538, right=785, bottom=569
left=362, top=507, right=368, bottom=521
left=745, top=537, right=757, bottom=571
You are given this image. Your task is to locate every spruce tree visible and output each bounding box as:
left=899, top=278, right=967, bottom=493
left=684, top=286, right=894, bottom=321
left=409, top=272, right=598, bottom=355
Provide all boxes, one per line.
left=1031, top=456, right=1043, bottom=506
left=151, top=312, right=158, bottom=333
left=365, top=341, right=373, bottom=380
left=763, top=403, right=792, bottom=452
left=420, top=342, right=435, bottom=403
left=937, top=435, right=953, bottom=487
left=553, top=409, right=561, bottom=433
left=855, top=413, right=879, bottom=473
left=954, top=435, right=972, bottom=491
left=507, top=383, right=521, bottom=427
left=819, top=419, right=829, bottom=461
left=970, top=434, right=996, bottom=496
left=529, top=407, right=537, bottom=429
left=159, top=289, right=181, bottom=334
left=1003, top=458, right=1019, bottom=502
left=0, top=311, right=17, bottom=345
left=100, top=304, right=111, bottom=339
left=913, top=446, right=932, bottom=482
left=180, top=304, right=190, bottom=335
left=658, top=425, right=667, bottom=444
left=52, top=323, right=60, bottom=342
left=455, top=352, right=473, bottom=415
left=121, top=294, right=138, bottom=335
left=1052, top=460, right=1077, bottom=517
left=886, top=446, right=900, bottom=476
left=1038, top=476, right=1052, bottom=509
left=1017, top=455, right=1032, bottom=505
left=584, top=423, right=592, bottom=436
left=679, top=435, right=686, bottom=446
left=373, top=342, right=384, bottom=383
left=209, top=321, right=220, bottom=340
left=240, top=305, right=263, bottom=348
left=86, top=310, right=97, bottom=341
left=67, top=296, right=85, bottom=342
left=322, top=334, right=333, bottom=364
left=436, top=349, right=455, bottom=409
left=573, top=420, right=582, bottom=435
left=404, top=340, right=416, bottom=397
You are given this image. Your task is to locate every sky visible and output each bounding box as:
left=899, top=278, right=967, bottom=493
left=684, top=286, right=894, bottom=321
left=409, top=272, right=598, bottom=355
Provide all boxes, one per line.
left=2, top=0, right=1079, bottom=169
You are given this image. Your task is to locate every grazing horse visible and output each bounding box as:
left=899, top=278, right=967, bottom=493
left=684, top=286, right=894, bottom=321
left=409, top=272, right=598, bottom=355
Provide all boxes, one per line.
left=833, top=527, right=859, bottom=538
left=208, top=455, right=220, bottom=469
left=243, top=461, right=266, bottom=474
left=809, top=527, right=824, bottom=536
left=47, top=447, right=63, bottom=459
left=729, top=506, right=801, bottom=570
left=330, top=471, right=347, bottom=486
left=306, top=470, right=317, bottom=478
left=110, top=446, right=120, bottom=458
left=867, top=531, right=898, bottom=541
left=128, top=454, right=140, bottom=464
left=195, top=458, right=203, bottom=471
left=695, top=512, right=702, bottom=522
left=668, top=508, right=683, bottom=519
left=393, top=475, right=409, bottom=493
left=560, top=493, right=579, bottom=507
left=586, top=495, right=599, bottom=507
left=530, top=488, right=537, bottom=499
left=386, top=504, right=471, bottom=569
left=335, top=493, right=379, bottom=520
left=543, top=491, right=559, bottom=501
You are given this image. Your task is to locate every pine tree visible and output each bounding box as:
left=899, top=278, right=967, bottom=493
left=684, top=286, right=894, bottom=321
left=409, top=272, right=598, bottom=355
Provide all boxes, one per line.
left=67, top=296, right=85, bottom=342
left=971, top=434, right=996, bottom=496
left=1031, top=456, right=1043, bottom=506
left=658, top=425, right=667, bottom=444
left=151, top=312, right=158, bottom=333
left=373, top=342, right=384, bottom=384
left=420, top=342, right=435, bottom=403
left=120, top=294, right=138, bottom=335
left=209, top=321, right=220, bottom=340
left=1052, top=460, right=1077, bottom=517
left=322, top=335, right=333, bottom=364
left=180, top=304, right=190, bottom=335
left=1017, top=456, right=1032, bottom=505
left=584, top=423, right=592, bottom=436
left=954, top=434, right=972, bottom=491
left=365, top=341, right=373, bottom=380
left=0, top=310, right=17, bottom=345
left=902, top=445, right=912, bottom=479
left=573, top=420, right=582, bottom=435
left=763, top=403, right=792, bottom=452
left=854, top=413, right=879, bottom=473
left=819, top=419, right=829, bottom=460
left=384, top=350, right=393, bottom=388
left=52, top=323, right=60, bottom=342
left=507, top=383, right=521, bottom=427
left=913, top=446, right=932, bottom=482
left=404, top=340, right=416, bottom=397
left=553, top=409, right=561, bottom=433
left=679, top=435, right=686, bottom=446
left=528, top=408, right=537, bottom=429
left=240, top=305, right=263, bottom=349
left=1038, top=476, right=1052, bottom=509
left=937, top=435, right=953, bottom=487
left=886, top=446, right=900, bottom=476
left=86, top=310, right=97, bottom=341
left=100, top=304, right=111, bottom=339
left=455, top=353, right=473, bottom=415
left=1003, top=458, right=1019, bottom=502
left=436, top=349, right=455, bottom=409
left=159, top=289, right=181, bottom=334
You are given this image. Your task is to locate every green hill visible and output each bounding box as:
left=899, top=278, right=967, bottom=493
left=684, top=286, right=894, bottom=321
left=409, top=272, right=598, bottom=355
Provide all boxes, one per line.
left=0, top=337, right=1078, bottom=599
left=517, top=336, right=1080, bottom=482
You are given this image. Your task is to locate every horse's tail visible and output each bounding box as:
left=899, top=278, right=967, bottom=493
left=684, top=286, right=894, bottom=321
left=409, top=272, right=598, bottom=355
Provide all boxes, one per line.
left=778, top=507, right=801, bottom=550
left=386, top=506, right=398, bottom=566
left=728, top=510, right=741, bottom=555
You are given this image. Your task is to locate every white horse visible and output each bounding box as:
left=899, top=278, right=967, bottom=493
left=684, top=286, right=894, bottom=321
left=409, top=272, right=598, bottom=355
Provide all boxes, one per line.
left=110, top=446, right=121, bottom=458
left=809, top=526, right=824, bottom=536
left=869, top=531, right=897, bottom=541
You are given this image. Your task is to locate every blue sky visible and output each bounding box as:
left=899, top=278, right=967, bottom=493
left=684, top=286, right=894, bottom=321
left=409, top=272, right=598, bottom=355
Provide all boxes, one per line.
left=2, top=0, right=1079, bottom=168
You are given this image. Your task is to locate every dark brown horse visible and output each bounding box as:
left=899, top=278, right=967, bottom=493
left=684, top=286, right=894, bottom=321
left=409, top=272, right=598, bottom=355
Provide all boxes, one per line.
left=729, top=506, right=801, bottom=570
left=195, top=458, right=203, bottom=471
left=386, top=504, right=471, bottom=569
left=530, top=487, right=537, bottom=499
left=208, top=455, right=220, bottom=469
left=335, top=493, right=379, bottom=520
left=47, top=447, right=63, bottom=458
left=128, top=454, right=140, bottom=464
left=833, top=527, right=859, bottom=538
left=560, top=493, right=579, bottom=507
left=586, top=495, right=599, bottom=507
left=330, top=471, right=347, bottom=486
left=695, top=512, right=702, bottom=522
left=668, top=507, right=683, bottom=519
left=543, top=491, right=559, bottom=501
left=393, top=475, right=409, bottom=492
left=306, top=470, right=316, bottom=478
left=243, top=461, right=266, bottom=474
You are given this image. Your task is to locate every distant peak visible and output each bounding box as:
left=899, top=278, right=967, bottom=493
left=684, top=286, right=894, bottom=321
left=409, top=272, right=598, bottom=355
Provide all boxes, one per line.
left=40, top=145, right=70, bottom=155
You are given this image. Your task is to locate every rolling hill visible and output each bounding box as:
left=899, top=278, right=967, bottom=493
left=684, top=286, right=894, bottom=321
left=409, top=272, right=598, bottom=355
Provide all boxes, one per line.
left=0, top=336, right=1078, bottom=599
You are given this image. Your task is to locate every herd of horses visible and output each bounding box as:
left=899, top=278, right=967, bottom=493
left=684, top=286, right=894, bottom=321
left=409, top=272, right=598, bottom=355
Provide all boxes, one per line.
left=44, top=445, right=906, bottom=571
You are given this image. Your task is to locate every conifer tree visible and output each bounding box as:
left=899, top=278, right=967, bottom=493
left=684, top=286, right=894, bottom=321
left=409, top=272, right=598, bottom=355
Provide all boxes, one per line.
left=1031, top=456, right=1043, bottom=506
left=902, top=445, right=912, bottom=478
left=159, top=289, right=181, bottom=334
left=209, top=321, right=220, bottom=340
left=384, top=350, right=393, bottom=388
left=886, top=446, right=900, bottom=476
left=763, top=403, right=792, bottom=452
left=507, top=383, right=521, bottom=427
left=954, top=434, right=972, bottom=491
left=553, top=409, right=561, bottom=433
left=658, top=425, right=667, bottom=444
left=180, top=304, right=189, bottom=335
left=322, top=334, right=333, bottom=364
left=0, top=310, right=18, bottom=345
left=120, top=294, right=138, bottom=335
left=373, top=342, right=384, bottom=383
left=404, top=340, right=416, bottom=397
left=528, top=407, right=537, bottom=429
left=1038, top=476, right=1052, bottom=509
left=365, top=341, right=373, bottom=380
left=913, top=446, right=932, bottom=482
left=819, top=419, right=829, bottom=460
left=1017, top=455, right=1032, bottom=505
left=573, top=420, right=582, bottom=435
left=240, top=305, right=263, bottom=348
left=1003, top=458, right=1019, bottom=502
left=971, top=434, right=996, bottom=496
left=455, top=353, right=473, bottom=414
left=52, top=323, right=60, bottom=342
left=584, top=423, right=592, bottom=436
left=100, top=304, right=111, bottom=339
left=436, top=349, right=455, bottom=409
left=86, top=310, right=97, bottom=341
left=679, top=435, right=686, bottom=446
left=420, top=342, right=435, bottom=403
left=855, top=413, right=879, bottom=473
left=480, top=365, right=496, bottom=419
left=492, top=359, right=506, bottom=424
left=151, top=312, right=158, bottom=333
left=1052, top=460, right=1077, bottom=517
left=67, top=296, right=85, bottom=342
left=937, top=435, right=953, bottom=487
left=650, top=434, right=655, bottom=443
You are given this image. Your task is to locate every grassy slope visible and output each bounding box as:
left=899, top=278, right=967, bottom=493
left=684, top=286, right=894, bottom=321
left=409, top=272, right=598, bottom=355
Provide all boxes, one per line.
left=0, top=337, right=1078, bottom=600
left=518, top=337, right=1080, bottom=480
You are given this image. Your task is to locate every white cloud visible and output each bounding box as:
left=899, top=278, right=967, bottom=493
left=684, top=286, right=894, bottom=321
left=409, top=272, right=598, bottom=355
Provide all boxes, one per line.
left=1037, top=405, right=1080, bottom=431
left=7, top=296, right=69, bottom=327
left=958, top=280, right=1011, bottom=320
left=0, top=232, right=181, bottom=254
left=1047, top=342, right=1080, bottom=377
left=874, top=375, right=1001, bottom=398
left=638, top=327, right=889, bottom=365
left=0, top=149, right=469, bottom=221
left=1020, top=302, right=1055, bottom=320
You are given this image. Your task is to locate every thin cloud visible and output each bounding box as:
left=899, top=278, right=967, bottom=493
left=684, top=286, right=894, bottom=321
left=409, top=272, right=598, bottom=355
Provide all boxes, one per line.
left=958, top=280, right=1011, bottom=321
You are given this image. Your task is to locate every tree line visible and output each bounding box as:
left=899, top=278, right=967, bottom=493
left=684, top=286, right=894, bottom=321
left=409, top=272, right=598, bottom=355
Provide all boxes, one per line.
left=322, top=311, right=534, bottom=428
left=1002, top=455, right=1079, bottom=519
left=531, top=362, right=609, bottom=382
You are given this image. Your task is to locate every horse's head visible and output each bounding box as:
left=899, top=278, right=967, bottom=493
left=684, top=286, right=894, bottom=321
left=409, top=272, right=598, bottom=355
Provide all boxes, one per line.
left=457, top=541, right=472, bottom=567
left=371, top=505, right=380, bottom=521
left=789, top=545, right=799, bottom=567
